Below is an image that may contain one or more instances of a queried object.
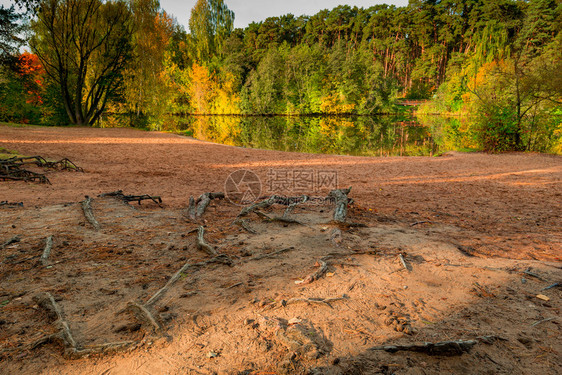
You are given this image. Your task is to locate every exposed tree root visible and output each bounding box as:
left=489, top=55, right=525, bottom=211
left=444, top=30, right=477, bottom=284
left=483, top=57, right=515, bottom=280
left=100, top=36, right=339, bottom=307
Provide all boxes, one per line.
left=125, top=302, right=164, bottom=335
left=145, top=255, right=232, bottom=308
left=99, top=190, right=162, bottom=207
left=368, top=336, right=505, bottom=356
left=0, top=201, right=23, bottom=207
left=297, top=259, right=328, bottom=284
left=0, top=235, right=20, bottom=250
left=41, top=235, right=53, bottom=266
left=233, top=218, right=257, bottom=234
left=283, top=195, right=309, bottom=217
left=196, top=226, right=218, bottom=256
left=254, top=210, right=304, bottom=225
left=284, top=295, right=349, bottom=308
left=238, top=195, right=309, bottom=218
left=249, top=247, right=295, bottom=261
left=398, top=253, right=410, bottom=271
left=328, top=187, right=352, bottom=223
left=81, top=196, right=100, bottom=231
left=187, top=192, right=224, bottom=220
left=33, top=293, right=78, bottom=354
left=1, top=156, right=83, bottom=184
left=145, top=255, right=233, bottom=308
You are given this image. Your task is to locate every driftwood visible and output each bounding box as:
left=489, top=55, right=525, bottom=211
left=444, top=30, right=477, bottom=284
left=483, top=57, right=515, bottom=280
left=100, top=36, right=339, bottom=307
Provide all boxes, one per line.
left=328, top=187, right=351, bottom=223
left=187, top=192, right=224, bottom=220
left=145, top=255, right=232, bottom=308
left=0, top=235, right=20, bottom=250
left=368, top=336, right=504, bottom=356
left=196, top=226, right=217, bottom=256
left=81, top=196, right=100, bottom=231
left=41, top=235, right=53, bottom=265
left=99, top=190, right=162, bottom=207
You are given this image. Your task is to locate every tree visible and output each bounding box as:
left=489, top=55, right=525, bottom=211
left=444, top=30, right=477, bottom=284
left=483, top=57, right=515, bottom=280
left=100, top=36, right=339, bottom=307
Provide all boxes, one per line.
left=0, top=5, right=25, bottom=66
left=188, top=0, right=234, bottom=62
left=121, top=0, right=174, bottom=126
left=30, top=0, right=133, bottom=125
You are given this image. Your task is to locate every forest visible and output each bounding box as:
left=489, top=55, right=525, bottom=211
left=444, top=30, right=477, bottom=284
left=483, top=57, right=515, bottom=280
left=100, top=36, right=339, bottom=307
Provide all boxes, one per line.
left=0, top=0, right=561, bottom=152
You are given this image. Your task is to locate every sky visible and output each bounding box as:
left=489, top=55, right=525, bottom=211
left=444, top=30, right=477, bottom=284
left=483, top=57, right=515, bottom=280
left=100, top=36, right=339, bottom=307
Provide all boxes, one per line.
left=2, top=0, right=409, bottom=30
left=162, top=0, right=409, bottom=30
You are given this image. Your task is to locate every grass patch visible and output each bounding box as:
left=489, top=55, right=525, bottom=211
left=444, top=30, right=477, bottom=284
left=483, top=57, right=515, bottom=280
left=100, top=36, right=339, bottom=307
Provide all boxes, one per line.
left=0, top=147, right=22, bottom=160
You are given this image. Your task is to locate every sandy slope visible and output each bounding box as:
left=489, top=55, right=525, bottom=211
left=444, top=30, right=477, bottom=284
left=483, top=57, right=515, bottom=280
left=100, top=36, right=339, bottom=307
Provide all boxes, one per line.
left=0, top=125, right=560, bottom=374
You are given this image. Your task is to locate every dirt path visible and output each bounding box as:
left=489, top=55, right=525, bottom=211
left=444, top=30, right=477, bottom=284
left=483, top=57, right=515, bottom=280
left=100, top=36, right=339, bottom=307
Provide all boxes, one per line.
left=0, top=125, right=560, bottom=374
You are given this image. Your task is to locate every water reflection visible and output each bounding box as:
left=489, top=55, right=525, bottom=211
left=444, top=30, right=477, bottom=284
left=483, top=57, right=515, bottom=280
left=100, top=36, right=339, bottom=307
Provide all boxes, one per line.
left=177, top=115, right=469, bottom=157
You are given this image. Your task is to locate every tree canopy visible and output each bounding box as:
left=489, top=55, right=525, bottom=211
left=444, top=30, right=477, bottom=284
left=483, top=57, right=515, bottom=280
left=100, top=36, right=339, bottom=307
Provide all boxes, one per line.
left=0, top=0, right=560, bottom=151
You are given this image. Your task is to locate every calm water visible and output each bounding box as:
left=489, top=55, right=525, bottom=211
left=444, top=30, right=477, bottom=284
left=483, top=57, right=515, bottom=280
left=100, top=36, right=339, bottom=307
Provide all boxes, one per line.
left=177, top=115, right=472, bottom=157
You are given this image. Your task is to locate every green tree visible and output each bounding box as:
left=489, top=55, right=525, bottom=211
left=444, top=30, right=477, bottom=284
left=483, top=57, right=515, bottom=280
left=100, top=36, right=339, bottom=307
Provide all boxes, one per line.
left=30, top=0, right=133, bottom=125
left=188, top=0, right=234, bottom=62
left=0, top=5, right=24, bottom=66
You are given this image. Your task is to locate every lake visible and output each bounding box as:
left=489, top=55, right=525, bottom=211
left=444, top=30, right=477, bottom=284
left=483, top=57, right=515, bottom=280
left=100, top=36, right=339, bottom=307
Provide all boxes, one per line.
left=177, top=115, right=475, bottom=157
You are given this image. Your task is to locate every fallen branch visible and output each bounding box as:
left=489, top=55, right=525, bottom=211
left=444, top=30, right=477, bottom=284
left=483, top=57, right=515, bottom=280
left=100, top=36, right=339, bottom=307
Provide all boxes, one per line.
left=81, top=196, right=100, bottom=231
left=249, top=247, right=295, bottom=261
left=196, top=226, right=218, bottom=256
left=328, top=187, right=351, bottom=223
left=41, top=235, right=53, bottom=266
left=0, top=235, right=20, bottom=250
